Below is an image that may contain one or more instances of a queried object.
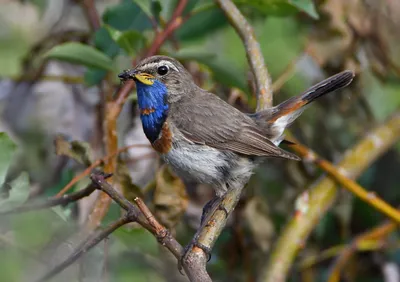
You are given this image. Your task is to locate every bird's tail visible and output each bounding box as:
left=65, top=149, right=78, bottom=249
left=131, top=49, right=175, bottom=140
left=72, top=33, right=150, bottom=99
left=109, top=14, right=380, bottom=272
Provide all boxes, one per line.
left=252, top=70, right=355, bottom=144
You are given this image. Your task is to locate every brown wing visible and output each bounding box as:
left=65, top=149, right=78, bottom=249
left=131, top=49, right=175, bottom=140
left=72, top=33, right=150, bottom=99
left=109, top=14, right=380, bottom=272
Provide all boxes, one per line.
left=170, top=90, right=300, bottom=161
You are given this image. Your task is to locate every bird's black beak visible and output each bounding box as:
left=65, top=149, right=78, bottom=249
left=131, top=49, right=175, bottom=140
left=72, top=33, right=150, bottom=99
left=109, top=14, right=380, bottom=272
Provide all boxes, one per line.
left=118, top=70, right=155, bottom=85
left=118, top=69, right=137, bottom=81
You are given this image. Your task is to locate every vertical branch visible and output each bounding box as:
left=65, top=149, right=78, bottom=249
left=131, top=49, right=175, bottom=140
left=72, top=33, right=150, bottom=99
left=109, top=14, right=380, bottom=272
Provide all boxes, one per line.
left=215, top=0, right=273, bottom=111
left=260, top=111, right=400, bottom=282
left=85, top=77, right=117, bottom=231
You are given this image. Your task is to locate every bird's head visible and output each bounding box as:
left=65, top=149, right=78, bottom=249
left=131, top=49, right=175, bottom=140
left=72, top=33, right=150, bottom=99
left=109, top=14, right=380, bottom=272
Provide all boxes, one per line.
left=118, top=55, right=195, bottom=103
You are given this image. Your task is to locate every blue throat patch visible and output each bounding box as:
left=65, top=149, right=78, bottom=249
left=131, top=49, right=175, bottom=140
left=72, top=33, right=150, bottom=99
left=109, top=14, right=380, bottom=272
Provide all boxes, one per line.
left=136, top=79, right=169, bottom=143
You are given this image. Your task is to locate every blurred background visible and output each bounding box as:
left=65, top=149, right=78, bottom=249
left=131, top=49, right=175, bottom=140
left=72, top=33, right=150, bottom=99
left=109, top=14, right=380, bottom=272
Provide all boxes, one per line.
left=0, top=0, right=399, bottom=281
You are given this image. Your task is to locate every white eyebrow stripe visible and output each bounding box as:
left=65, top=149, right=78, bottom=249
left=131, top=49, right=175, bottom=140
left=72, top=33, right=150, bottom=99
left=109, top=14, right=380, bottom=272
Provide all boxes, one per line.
left=142, top=60, right=179, bottom=72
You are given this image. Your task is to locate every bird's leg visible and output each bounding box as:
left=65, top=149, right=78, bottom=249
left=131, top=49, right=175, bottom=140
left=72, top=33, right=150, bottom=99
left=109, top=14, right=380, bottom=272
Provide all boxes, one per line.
left=200, top=196, right=226, bottom=226
left=179, top=195, right=229, bottom=271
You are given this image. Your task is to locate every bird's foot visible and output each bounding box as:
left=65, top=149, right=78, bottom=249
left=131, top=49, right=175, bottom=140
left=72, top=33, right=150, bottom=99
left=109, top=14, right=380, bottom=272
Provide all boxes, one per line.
left=178, top=238, right=212, bottom=273
left=200, top=196, right=229, bottom=226
left=178, top=197, right=230, bottom=273
left=178, top=235, right=212, bottom=274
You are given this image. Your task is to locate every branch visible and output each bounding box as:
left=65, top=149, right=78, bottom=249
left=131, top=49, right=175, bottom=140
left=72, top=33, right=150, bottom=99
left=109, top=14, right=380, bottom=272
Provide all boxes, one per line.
left=56, top=144, right=150, bottom=197
left=0, top=184, right=95, bottom=215
left=90, top=173, right=209, bottom=281
left=328, top=220, right=397, bottom=282
left=287, top=135, right=400, bottom=223
left=33, top=216, right=129, bottom=282
left=215, top=0, right=273, bottom=111
left=260, top=111, right=400, bottom=282
left=35, top=172, right=210, bottom=282
left=181, top=187, right=240, bottom=282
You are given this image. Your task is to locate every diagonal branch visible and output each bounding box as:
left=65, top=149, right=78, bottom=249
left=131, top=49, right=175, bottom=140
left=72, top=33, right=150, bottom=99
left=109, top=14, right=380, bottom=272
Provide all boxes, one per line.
left=261, top=111, right=400, bottom=282
left=35, top=172, right=210, bottom=282
left=90, top=173, right=209, bottom=280
left=0, top=184, right=95, bottom=215
left=287, top=135, right=400, bottom=223
left=328, top=219, right=397, bottom=282
left=33, top=216, right=130, bottom=282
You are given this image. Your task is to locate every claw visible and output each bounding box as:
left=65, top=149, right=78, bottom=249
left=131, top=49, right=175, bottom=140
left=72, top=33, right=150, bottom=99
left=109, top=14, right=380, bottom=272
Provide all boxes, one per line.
left=178, top=240, right=212, bottom=273
left=177, top=196, right=229, bottom=272
left=201, top=197, right=224, bottom=225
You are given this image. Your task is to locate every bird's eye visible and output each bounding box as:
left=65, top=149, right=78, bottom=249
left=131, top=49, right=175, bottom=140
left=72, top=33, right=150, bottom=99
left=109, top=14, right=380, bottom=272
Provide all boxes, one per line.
left=157, top=65, right=169, bottom=76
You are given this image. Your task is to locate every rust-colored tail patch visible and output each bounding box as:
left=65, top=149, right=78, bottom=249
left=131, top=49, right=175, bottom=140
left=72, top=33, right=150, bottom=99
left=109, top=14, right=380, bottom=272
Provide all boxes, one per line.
left=268, top=70, right=354, bottom=123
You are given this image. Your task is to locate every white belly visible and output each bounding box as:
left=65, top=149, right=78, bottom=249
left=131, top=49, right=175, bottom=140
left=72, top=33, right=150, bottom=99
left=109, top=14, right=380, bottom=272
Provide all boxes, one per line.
left=163, top=144, right=229, bottom=186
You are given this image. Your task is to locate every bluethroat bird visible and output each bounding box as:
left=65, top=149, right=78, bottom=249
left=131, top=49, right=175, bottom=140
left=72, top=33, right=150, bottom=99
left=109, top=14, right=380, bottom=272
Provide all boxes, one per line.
left=119, top=55, right=354, bottom=251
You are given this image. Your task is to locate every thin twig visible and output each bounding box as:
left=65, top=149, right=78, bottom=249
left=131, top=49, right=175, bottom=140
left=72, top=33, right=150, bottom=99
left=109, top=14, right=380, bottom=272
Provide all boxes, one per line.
left=328, top=220, right=397, bottom=282
left=0, top=184, right=95, bottom=215
left=215, top=0, right=273, bottom=110
left=85, top=73, right=120, bottom=230
left=90, top=174, right=184, bottom=261
left=261, top=111, right=400, bottom=282
left=134, top=197, right=165, bottom=234
left=271, top=57, right=299, bottom=93
left=287, top=135, right=400, bottom=223
left=33, top=216, right=130, bottom=282
left=35, top=171, right=209, bottom=281
left=56, top=144, right=150, bottom=197
left=91, top=173, right=209, bottom=280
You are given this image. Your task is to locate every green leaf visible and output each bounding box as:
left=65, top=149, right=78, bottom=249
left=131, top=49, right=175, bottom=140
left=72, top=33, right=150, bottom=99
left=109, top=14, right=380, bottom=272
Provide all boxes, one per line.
left=44, top=42, right=114, bottom=71
left=289, top=0, right=318, bottom=19
left=151, top=0, right=163, bottom=23
left=83, top=0, right=154, bottom=85
left=0, top=133, right=17, bottom=185
left=13, top=209, right=65, bottom=249
left=84, top=27, right=120, bottom=85
left=84, top=68, right=108, bottom=86
left=0, top=172, right=29, bottom=212
left=176, top=6, right=228, bottom=41
left=133, top=0, right=162, bottom=22
left=105, top=25, right=146, bottom=56
left=235, top=0, right=318, bottom=19
left=163, top=0, right=200, bottom=19
left=94, top=27, right=120, bottom=58
left=102, top=0, right=152, bottom=31
left=133, top=0, right=154, bottom=19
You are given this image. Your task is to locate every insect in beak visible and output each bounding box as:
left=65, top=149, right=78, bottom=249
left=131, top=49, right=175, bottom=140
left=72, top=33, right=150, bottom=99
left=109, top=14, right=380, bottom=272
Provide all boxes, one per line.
left=118, top=70, right=155, bottom=85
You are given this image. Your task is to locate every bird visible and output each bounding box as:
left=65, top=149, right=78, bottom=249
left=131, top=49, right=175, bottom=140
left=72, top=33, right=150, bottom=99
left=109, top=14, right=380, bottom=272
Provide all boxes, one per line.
left=118, top=55, right=354, bottom=249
